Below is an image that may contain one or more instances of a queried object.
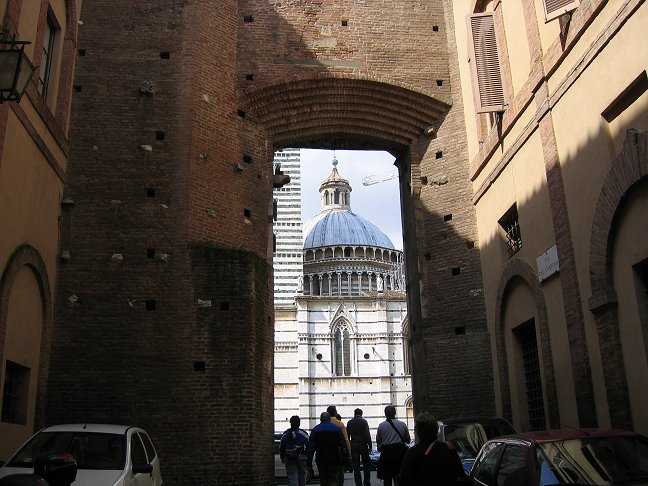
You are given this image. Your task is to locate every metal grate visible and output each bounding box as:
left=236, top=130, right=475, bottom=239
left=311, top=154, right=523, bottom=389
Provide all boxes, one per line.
left=515, top=322, right=546, bottom=431
left=499, top=204, right=522, bottom=256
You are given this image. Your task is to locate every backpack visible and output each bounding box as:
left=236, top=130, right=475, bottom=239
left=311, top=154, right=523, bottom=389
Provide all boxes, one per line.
left=284, top=431, right=305, bottom=461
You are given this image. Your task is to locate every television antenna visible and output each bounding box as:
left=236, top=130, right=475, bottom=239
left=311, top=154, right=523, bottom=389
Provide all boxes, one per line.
left=361, top=168, right=398, bottom=186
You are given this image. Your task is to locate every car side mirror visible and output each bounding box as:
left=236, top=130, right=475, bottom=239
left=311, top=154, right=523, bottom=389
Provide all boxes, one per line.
left=132, top=463, right=153, bottom=474
left=34, top=453, right=77, bottom=486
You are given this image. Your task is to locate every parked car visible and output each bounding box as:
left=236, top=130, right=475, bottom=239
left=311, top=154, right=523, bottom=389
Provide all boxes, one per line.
left=470, top=428, right=648, bottom=485
left=438, top=417, right=517, bottom=473
left=274, top=433, right=286, bottom=483
left=369, top=447, right=380, bottom=470
left=0, top=424, right=162, bottom=486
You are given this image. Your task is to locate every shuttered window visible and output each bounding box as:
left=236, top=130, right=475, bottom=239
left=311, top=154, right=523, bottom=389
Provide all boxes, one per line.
left=468, top=13, right=507, bottom=113
left=542, top=0, right=580, bottom=22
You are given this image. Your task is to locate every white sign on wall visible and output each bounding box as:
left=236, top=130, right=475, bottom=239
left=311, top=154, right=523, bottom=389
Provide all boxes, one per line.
left=537, top=245, right=560, bottom=283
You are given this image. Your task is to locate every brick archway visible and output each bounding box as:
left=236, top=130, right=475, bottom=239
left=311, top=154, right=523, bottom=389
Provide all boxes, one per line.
left=494, top=257, right=560, bottom=429
left=0, top=244, right=53, bottom=431
left=588, top=128, right=648, bottom=429
left=241, top=76, right=449, bottom=151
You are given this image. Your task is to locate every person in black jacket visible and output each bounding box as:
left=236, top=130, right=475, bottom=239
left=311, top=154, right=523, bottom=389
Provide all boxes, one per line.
left=308, top=412, right=349, bottom=486
left=346, top=408, right=373, bottom=486
left=399, top=413, right=467, bottom=486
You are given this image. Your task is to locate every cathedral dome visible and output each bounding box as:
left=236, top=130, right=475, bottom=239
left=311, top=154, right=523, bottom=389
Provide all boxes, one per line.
left=303, top=209, right=395, bottom=250
left=303, top=156, right=395, bottom=250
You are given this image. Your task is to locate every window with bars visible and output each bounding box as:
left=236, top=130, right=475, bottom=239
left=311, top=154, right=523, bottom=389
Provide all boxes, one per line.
left=514, top=320, right=546, bottom=431
left=1, top=361, right=30, bottom=425
left=332, top=322, right=351, bottom=376
left=542, top=0, right=580, bottom=22
left=37, top=14, right=57, bottom=99
left=499, top=204, right=522, bottom=256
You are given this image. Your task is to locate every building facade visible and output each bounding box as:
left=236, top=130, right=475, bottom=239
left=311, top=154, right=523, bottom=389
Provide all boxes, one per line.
left=0, top=0, right=80, bottom=460
left=0, top=1, right=643, bottom=484
left=449, top=0, right=648, bottom=433
left=274, top=159, right=412, bottom=437
left=273, top=148, right=304, bottom=308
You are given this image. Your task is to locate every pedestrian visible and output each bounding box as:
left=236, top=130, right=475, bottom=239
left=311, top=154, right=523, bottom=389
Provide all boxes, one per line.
left=280, top=415, right=310, bottom=486
left=308, top=411, right=349, bottom=486
left=327, top=405, right=352, bottom=484
left=376, top=405, right=411, bottom=486
left=346, top=408, right=373, bottom=486
left=399, top=412, right=467, bottom=486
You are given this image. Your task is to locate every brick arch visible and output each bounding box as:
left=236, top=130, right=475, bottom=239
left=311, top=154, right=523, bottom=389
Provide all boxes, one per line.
left=241, top=76, right=449, bottom=151
left=494, top=257, right=560, bottom=429
left=587, top=129, right=648, bottom=429
left=0, top=244, right=53, bottom=431
left=589, top=129, right=648, bottom=311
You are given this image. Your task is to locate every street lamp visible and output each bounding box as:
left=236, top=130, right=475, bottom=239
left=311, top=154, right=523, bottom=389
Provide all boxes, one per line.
left=0, top=37, right=36, bottom=103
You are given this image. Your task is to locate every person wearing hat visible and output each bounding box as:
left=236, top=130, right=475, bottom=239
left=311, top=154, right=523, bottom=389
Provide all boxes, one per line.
left=346, top=408, right=373, bottom=486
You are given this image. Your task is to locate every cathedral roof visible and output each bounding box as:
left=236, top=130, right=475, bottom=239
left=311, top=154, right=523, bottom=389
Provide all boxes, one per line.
left=303, top=209, right=395, bottom=250
left=303, top=157, right=395, bottom=250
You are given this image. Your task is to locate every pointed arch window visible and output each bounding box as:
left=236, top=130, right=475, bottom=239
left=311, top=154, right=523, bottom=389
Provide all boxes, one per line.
left=333, top=322, right=352, bottom=376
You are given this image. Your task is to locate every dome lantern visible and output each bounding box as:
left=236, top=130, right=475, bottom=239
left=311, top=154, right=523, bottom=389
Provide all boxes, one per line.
left=319, top=155, right=352, bottom=211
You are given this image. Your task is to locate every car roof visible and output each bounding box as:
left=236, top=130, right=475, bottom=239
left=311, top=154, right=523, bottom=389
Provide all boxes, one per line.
left=439, top=417, right=513, bottom=426
left=489, top=428, right=640, bottom=444
left=40, top=424, right=140, bottom=434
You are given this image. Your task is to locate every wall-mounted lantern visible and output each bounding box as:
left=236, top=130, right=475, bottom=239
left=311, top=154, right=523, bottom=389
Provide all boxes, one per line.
left=0, top=38, right=36, bottom=103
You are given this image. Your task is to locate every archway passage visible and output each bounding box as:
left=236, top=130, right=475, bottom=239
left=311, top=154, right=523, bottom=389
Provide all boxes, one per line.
left=242, top=77, right=449, bottom=151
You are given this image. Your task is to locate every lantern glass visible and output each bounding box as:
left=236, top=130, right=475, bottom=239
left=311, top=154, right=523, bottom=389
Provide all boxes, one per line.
left=0, top=50, right=21, bottom=90
left=0, top=43, right=36, bottom=101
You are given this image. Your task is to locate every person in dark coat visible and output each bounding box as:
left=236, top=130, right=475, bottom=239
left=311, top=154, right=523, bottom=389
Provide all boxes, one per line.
left=308, top=412, right=349, bottom=486
left=346, top=408, right=373, bottom=486
left=399, top=412, right=467, bottom=486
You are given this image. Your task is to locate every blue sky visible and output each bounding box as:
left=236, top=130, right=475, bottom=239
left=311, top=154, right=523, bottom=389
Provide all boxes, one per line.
left=299, top=149, right=404, bottom=250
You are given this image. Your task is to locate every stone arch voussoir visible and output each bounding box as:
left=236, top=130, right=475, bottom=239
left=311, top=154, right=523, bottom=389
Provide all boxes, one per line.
left=240, top=76, right=450, bottom=152
left=589, top=129, right=648, bottom=312
left=587, top=128, right=648, bottom=429
left=0, top=244, right=53, bottom=430
left=494, top=257, right=559, bottom=428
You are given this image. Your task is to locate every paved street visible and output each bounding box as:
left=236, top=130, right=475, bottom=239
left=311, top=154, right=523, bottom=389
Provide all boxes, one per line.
left=275, top=470, right=384, bottom=486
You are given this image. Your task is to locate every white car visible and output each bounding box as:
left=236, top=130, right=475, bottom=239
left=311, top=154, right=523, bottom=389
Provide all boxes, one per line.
left=0, top=424, right=162, bottom=486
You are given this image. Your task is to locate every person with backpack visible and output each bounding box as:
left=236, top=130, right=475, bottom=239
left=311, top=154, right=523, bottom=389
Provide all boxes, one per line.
left=280, top=415, right=310, bottom=486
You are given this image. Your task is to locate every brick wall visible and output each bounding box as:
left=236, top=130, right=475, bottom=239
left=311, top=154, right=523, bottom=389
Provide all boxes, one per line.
left=50, top=1, right=493, bottom=483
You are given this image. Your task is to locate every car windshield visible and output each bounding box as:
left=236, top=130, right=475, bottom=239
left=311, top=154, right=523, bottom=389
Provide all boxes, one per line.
left=537, top=435, right=648, bottom=485
left=445, top=420, right=516, bottom=459
left=8, top=432, right=126, bottom=470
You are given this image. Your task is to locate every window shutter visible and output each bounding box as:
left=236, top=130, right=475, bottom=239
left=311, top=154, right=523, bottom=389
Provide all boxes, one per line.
left=542, top=0, right=580, bottom=22
left=467, top=13, right=507, bottom=113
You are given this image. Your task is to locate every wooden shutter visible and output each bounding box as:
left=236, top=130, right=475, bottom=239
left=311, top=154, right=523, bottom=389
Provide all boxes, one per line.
left=468, top=13, right=507, bottom=113
left=542, top=0, right=580, bottom=22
